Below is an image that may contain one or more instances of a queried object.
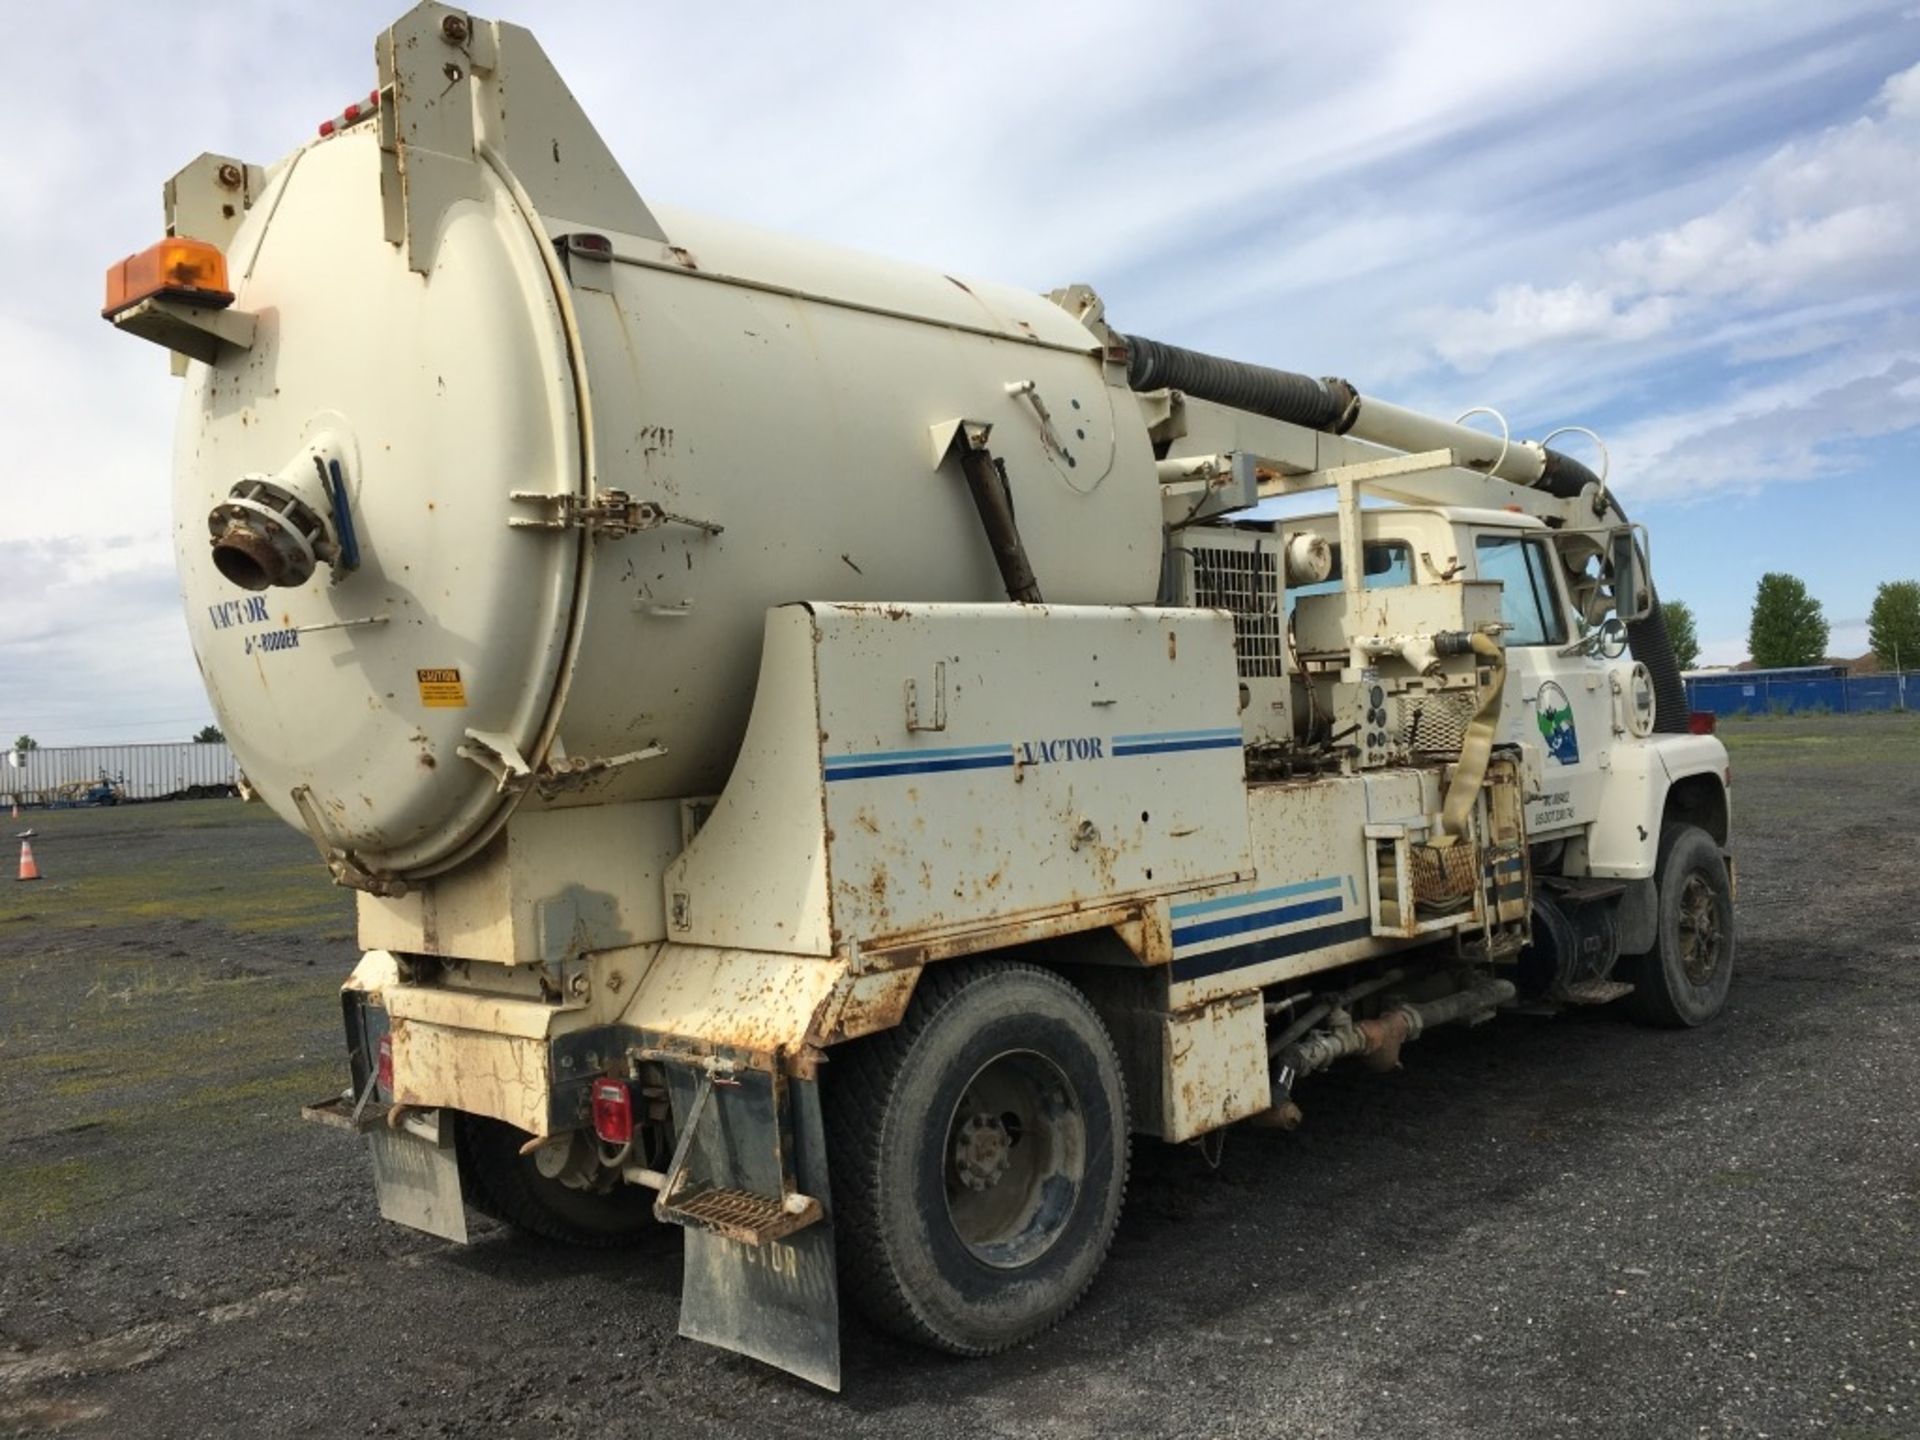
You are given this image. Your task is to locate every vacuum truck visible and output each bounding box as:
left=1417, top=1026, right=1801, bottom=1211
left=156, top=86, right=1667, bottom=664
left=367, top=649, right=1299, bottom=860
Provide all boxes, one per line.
left=105, top=3, right=1734, bottom=1391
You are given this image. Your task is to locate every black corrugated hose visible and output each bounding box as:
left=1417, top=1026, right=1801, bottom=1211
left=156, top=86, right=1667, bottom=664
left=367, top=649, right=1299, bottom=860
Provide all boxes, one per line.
left=1122, top=334, right=1358, bottom=433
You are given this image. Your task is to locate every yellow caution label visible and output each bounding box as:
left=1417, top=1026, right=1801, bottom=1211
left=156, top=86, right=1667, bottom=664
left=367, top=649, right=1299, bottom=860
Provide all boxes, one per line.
left=416, top=668, right=467, bottom=708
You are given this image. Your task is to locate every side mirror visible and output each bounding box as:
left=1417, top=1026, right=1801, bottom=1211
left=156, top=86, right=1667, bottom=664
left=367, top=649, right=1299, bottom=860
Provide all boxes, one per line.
left=1610, top=526, right=1652, bottom=622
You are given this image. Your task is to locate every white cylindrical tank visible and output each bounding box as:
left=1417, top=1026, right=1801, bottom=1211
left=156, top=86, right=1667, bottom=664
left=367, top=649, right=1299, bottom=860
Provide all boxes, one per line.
left=175, top=129, right=1162, bottom=879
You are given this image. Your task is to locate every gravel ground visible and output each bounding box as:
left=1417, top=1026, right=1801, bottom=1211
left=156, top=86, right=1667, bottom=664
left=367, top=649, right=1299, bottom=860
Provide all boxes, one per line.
left=2, top=713, right=1916, bottom=1439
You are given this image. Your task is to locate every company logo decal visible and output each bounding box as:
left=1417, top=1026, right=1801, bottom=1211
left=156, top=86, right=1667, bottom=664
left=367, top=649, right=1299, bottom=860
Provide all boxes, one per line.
left=1536, top=681, right=1580, bottom=765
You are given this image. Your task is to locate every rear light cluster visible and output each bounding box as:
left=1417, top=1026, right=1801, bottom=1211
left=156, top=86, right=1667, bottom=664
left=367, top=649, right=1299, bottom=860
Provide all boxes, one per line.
left=319, top=90, right=382, bottom=139
left=1688, top=711, right=1718, bottom=735
left=591, top=1079, right=634, bottom=1145
left=375, top=1033, right=394, bottom=1100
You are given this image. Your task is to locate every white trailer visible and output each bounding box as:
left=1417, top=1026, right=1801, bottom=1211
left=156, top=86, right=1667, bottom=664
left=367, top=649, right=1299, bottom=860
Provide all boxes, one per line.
left=106, top=4, right=1733, bottom=1391
left=4, top=741, right=238, bottom=806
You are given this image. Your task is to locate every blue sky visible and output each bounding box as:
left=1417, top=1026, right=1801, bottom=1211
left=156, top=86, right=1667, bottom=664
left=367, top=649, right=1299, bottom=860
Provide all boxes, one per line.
left=3, top=1, right=1917, bottom=742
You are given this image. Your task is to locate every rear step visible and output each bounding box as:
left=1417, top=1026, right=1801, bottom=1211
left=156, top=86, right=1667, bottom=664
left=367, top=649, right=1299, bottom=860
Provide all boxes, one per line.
left=665, top=1186, right=821, bottom=1245
left=650, top=1057, right=824, bottom=1245
left=650, top=1052, right=842, bottom=1390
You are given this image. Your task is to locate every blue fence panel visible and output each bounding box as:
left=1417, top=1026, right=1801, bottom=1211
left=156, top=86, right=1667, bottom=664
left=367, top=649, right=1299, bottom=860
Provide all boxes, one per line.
left=1845, top=675, right=1912, bottom=711
left=1685, top=673, right=1915, bottom=716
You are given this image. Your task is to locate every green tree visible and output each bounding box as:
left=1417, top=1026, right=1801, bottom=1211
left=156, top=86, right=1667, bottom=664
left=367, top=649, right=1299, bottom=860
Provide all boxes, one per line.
left=1867, top=581, right=1920, bottom=671
left=193, top=724, right=225, bottom=744
left=1747, top=572, right=1829, bottom=668
left=12, top=735, right=36, bottom=752
left=1660, top=599, right=1701, bottom=671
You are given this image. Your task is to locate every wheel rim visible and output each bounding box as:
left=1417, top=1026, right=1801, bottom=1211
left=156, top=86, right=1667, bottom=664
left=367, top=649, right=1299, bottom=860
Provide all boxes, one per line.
left=943, top=1049, right=1086, bottom=1270
left=1677, top=872, right=1725, bottom=986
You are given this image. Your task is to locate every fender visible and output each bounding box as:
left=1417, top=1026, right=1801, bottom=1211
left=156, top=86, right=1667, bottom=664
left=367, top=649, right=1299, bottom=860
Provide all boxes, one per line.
left=1586, top=733, right=1730, bottom=880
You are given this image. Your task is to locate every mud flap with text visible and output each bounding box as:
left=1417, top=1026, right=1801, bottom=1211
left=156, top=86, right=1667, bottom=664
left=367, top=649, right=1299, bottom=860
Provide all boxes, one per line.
left=661, top=1063, right=840, bottom=1391
left=367, top=1107, right=468, bottom=1245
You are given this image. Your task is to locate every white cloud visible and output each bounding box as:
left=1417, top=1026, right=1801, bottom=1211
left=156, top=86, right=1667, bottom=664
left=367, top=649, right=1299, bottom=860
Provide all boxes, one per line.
left=1612, top=357, right=1920, bottom=500
left=0, top=538, right=210, bottom=744
left=1881, top=58, right=1920, bottom=117
left=1434, top=283, right=1677, bottom=370
left=1427, top=59, right=1920, bottom=374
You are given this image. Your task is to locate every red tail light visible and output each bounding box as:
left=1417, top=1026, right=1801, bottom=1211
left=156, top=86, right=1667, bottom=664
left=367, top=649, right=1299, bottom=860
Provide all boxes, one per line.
left=375, top=1033, right=394, bottom=1098
left=591, top=1079, right=634, bottom=1145
left=1688, top=711, right=1717, bottom=735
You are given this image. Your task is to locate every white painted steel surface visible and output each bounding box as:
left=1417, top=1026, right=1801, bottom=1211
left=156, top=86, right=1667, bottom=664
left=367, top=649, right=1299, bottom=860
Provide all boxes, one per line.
left=3, top=743, right=237, bottom=804
left=174, top=130, right=584, bottom=879
left=663, top=603, right=1251, bottom=958
left=174, top=126, right=1157, bottom=883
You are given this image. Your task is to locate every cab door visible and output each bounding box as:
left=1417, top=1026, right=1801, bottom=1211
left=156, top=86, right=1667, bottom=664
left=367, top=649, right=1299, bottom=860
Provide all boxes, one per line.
left=1472, top=530, right=1609, bottom=838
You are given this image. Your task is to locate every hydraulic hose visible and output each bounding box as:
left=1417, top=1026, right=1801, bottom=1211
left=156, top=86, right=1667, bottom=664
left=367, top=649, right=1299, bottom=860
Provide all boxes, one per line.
left=1593, top=491, right=1689, bottom=735
left=1625, top=586, right=1690, bottom=733
left=1536, top=447, right=1602, bottom=499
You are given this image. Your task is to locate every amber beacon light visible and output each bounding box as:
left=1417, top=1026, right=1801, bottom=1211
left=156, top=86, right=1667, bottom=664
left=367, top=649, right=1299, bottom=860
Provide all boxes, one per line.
left=102, top=237, right=233, bottom=319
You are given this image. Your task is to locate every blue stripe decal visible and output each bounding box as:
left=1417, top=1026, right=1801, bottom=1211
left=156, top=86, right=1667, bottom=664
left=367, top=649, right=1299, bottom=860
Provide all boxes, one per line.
left=826, top=754, right=1014, bottom=782
left=1171, top=917, right=1374, bottom=982
left=824, top=743, right=1006, bottom=769
left=1112, top=736, right=1243, bottom=758
left=1172, top=895, right=1344, bottom=948
left=1111, top=728, right=1241, bottom=745
left=1170, top=876, right=1343, bottom=921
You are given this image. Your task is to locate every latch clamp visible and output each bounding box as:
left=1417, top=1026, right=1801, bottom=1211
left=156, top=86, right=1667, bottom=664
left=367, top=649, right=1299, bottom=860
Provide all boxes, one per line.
left=509, top=489, right=723, bottom=539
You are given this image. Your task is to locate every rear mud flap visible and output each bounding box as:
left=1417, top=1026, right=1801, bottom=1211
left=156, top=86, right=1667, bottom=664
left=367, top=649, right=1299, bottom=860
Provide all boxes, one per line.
left=663, top=1066, right=840, bottom=1390
left=305, top=1091, right=471, bottom=1245
left=367, top=1107, right=469, bottom=1245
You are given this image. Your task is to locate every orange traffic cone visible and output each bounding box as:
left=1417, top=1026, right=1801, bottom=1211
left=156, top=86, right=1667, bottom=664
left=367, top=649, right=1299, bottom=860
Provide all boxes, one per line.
left=16, top=839, right=39, bottom=882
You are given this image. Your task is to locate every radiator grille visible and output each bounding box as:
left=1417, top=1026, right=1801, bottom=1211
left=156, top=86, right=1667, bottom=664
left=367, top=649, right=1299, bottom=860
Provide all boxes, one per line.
left=1188, top=545, right=1284, bottom=678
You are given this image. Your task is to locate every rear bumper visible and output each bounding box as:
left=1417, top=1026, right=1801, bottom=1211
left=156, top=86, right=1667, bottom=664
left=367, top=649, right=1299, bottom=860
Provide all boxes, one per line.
left=340, top=953, right=592, bottom=1138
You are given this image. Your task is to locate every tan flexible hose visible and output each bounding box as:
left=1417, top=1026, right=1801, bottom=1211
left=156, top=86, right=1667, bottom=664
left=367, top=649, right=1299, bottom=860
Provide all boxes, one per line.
left=1437, top=632, right=1506, bottom=838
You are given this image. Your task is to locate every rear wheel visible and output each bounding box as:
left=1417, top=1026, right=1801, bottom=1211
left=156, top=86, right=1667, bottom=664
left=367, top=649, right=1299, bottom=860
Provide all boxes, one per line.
left=457, top=1115, right=657, bottom=1247
left=825, top=961, right=1129, bottom=1355
left=1624, top=823, right=1735, bottom=1027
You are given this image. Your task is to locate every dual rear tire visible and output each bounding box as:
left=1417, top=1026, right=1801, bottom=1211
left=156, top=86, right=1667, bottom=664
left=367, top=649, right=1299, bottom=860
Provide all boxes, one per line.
left=823, top=961, right=1130, bottom=1354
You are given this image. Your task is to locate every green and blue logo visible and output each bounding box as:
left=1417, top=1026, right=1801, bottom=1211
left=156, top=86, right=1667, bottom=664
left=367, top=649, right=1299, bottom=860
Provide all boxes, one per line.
left=1536, top=681, right=1580, bottom=765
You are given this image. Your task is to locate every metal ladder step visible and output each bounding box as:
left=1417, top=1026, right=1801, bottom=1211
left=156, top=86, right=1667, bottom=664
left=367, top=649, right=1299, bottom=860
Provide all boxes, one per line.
left=662, top=1185, right=821, bottom=1246
left=647, top=1058, right=824, bottom=1246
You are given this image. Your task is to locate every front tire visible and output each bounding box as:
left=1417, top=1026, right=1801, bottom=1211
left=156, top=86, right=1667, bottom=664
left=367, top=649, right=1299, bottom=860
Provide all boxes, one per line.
left=825, top=961, right=1129, bottom=1355
left=1624, top=823, right=1735, bottom=1027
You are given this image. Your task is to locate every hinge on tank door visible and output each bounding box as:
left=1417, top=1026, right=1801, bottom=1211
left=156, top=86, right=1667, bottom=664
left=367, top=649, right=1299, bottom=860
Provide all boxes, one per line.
left=508, top=489, right=724, bottom=540
left=457, top=730, right=667, bottom=799
left=289, top=785, right=409, bottom=898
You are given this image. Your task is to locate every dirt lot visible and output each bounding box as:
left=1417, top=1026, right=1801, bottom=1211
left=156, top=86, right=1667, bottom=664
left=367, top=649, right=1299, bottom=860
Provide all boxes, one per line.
left=2, top=714, right=1916, bottom=1438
